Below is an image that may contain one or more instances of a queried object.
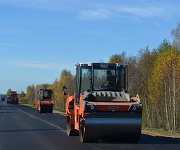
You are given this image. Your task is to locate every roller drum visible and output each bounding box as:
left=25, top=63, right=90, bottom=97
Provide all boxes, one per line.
left=84, top=117, right=142, bottom=141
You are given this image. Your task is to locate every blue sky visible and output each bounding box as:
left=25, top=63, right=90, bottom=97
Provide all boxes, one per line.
left=0, top=0, right=180, bottom=94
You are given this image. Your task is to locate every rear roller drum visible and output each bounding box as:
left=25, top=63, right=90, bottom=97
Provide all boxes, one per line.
left=38, top=106, right=43, bottom=113
left=79, top=118, right=90, bottom=143
left=66, top=116, right=78, bottom=136
left=39, top=106, right=44, bottom=113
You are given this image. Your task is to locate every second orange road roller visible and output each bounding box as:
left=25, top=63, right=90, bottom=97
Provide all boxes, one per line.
left=37, top=89, right=54, bottom=113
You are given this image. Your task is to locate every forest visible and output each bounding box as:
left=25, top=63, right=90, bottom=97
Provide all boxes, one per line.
left=7, top=23, right=180, bottom=133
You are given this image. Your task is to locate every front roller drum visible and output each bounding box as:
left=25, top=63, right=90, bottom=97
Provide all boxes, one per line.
left=79, top=117, right=142, bottom=143
left=47, top=105, right=53, bottom=113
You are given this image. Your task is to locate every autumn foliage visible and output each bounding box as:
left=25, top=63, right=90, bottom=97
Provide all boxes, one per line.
left=16, top=24, right=180, bottom=133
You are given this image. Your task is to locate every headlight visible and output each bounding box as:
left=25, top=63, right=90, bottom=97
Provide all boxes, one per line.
left=84, top=102, right=97, bottom=112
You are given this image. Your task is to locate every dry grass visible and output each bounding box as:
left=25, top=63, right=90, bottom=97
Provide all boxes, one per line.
left=142, top=127, right=180, bottom=138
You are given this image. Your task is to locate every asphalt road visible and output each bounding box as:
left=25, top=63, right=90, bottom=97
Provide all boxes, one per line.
left=0, top=101, right=179, bottom=150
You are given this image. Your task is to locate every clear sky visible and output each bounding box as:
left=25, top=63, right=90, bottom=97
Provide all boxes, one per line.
left=0, top=0, right=180, bottom=94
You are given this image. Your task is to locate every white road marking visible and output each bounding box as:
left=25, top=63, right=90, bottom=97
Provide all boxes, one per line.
left=16, top=106, right=67, bottom=134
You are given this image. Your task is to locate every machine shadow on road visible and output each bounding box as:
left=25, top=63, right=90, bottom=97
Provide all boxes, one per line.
left=89, top=134, right=180, bottom=145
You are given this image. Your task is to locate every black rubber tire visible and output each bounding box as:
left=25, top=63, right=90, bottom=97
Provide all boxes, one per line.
left=39, top=106, right=43, bottom=113
left=37, top=107, right=40, bottom=113
left=79, top=118, right=89, bottom=143
left=66, top=116, right=78, bottom=136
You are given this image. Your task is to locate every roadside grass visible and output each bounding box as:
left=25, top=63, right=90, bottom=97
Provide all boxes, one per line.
left=142, top=126, right=180, bottom=138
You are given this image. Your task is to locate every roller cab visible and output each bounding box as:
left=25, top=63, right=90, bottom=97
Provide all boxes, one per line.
left=37, top=89, right=54, bottom=113
left=63, top=63, right=142, bottom=143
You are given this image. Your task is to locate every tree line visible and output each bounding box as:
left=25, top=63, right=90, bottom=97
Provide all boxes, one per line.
left=8, top=22, right=180, bottom=133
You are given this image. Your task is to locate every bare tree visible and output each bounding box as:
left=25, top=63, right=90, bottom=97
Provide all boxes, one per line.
left=171, top=22, right=180, bottom=50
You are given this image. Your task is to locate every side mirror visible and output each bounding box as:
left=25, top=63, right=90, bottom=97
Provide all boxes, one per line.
left=62, top=86, right=67, bottom=95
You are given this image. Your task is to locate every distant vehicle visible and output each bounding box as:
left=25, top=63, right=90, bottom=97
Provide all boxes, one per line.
left=36, top=89, right=54, bottom=113
left=1, top=94, right=6, bottom=101
left=0, top=94, right=6, bottom=101
left=7, top=91, right=19, bottom=104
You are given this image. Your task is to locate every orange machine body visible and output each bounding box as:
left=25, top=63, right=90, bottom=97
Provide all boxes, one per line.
left=66, top=92, right=142, bottom=133
left=63, top=63, right=143, bottom=143
left=37, top=89, right=54, bottom=113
